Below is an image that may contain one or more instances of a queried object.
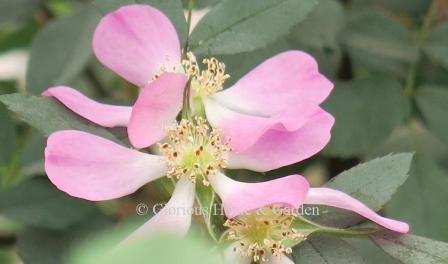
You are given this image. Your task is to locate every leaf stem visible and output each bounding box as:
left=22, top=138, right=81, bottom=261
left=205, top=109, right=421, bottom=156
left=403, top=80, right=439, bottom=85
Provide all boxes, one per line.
left=404, top=0, right=439, bottom=97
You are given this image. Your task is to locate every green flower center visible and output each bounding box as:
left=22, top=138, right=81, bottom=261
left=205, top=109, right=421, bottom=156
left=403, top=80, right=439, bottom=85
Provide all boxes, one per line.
left=159, top=117, right=231, bottom=186
left=225, top=206, right=306, bottom=262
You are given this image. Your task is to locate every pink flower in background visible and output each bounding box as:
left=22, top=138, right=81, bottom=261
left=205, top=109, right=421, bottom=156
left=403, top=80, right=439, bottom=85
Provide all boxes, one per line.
left=218, top=177, right=409, bottom=264
left=44, top=4, right=334, bottom=173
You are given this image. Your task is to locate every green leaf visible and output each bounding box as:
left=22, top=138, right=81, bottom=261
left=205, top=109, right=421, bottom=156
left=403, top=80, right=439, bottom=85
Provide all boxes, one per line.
left=0, top=177, right=97, bottom=229
left=26, top=5, right=101, bottom=94
left=195, top=183, right=225, bottom=242
left=70, top=233, right=223, bottom=264
left=0, top=104, right=16, bottom=165
left=424, top=21, right=448, bottom=69
left=351, top=0, right=430, bottom=15
left=312, top=153, right=413, bottom=228
left=293, top=234, right=366, bottom=263
left=385, top=154, right=448, bottom=241
left=190, top=0, right=317, bottom=55
left=346, top=237, right=401, bottom=264
left=342, top=11, right=418, bottom=78
left=288, top=0, right=344, bottom=77
left=323, top=78, right=410, bottom=157
left=0, top=93, right=119, bottom=142
left=416, top=85, right=448, bottom=147
left=0, top=0, right=42, bottom=25
left=371, top=232, right=448, bottom=263
left=17, top=213, right=112, bottom=264
left=93, top=0, right=187, bottom=46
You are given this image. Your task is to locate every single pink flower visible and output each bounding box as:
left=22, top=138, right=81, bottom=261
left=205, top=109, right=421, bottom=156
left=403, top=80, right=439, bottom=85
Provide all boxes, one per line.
left=44, top=4, right=334, bottom=172
left=218, top=181, right=409, bottom=263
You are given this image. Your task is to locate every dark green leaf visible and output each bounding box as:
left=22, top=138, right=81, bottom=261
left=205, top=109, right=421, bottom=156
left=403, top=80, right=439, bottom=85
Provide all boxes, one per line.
left=312, top=153, right=413, bottom=228
left=346, top=237, right=401, bottom=264
left=323, top=78, right=410, bottom=157
left=424, top=21, right=448, bottom=69
left=26, top=5, right=100, bottom=94
left=0, top=93, right=119, bottom=142
left=371, top=232, right=448, bottom=263
left=0, top=0, right=42, bottom=25
left=416, top=85, right=448, bottom=147
left=0, top=177, right=96, bottom=229
left=341, top=11, right=418, bottom=78
left=17, top=212, right=112, bottom=264
left=0, top=104, right=15, bottom=165
left=288, top=0, right=344, bottom=77
left=293, top=234, right=366, bottom=263
left=190, top=0, right=317, bottom=55
left=93, top=0, right=187, bottom=46
left=385, top=154, right=448, bottom=241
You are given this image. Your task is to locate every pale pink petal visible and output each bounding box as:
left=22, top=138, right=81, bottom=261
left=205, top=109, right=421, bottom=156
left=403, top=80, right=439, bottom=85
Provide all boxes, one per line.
left=45, top=130, right=166, bottom=201
left=304, top=188, right=409, bottom=233
left=122, top=177, right=195, bottom=243
left=223, top=243, right=251, bottom=264
left=226, top=110, right=334, bottom=172
left=43, top=86, right=131, bottom=127
left=269, top=255, right=294, bottom=264
left=209, top=172, right=309, bottom=218
left=213, top=51, right=333, bottom=116
left=203, top=97, right=319, bottom=152
left=128, top=73, right=187, bottom=149
left=93, top=5, right=181, bottom=87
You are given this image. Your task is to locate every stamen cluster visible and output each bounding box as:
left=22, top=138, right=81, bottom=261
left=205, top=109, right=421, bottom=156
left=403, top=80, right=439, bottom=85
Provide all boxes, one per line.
left=159, top=117, right=231, bottom=186
left=183, top=52, right=230, bottom=96
left=152, top=54, right=183, bottom=80
left=224, top=206, right=307, bottom=262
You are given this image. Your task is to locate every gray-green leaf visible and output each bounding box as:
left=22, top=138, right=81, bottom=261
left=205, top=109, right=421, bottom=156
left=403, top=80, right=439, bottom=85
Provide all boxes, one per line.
left=371, top=232, right=448, bottom=263
left=312, top=153, right=413, bottom=228
left=0, top=177, right=96, bottom=229
left=0, top=93, right=119, bottom=142
left=190, top=0, right=317, bottom=55
left=416, top=85, right=448, bottom=147
left=26, top=5, right=100, bottom=94
left=323, top=78, right=410, bottom=157
left=293, top=234, right=366, bottom=263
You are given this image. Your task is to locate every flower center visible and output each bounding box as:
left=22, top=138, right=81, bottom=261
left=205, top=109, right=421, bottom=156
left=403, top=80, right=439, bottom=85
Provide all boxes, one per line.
left=224, top=206, right=306, bottom=262
left=159, top=117, right=231, bottom=186
left=183, top=52, right=230, bottom=96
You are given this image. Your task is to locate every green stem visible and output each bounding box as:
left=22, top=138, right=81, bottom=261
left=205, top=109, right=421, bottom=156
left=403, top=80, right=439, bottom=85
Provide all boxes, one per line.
left=180, top=0, right=196, bottom=120
left=181, top=79, right=192, bottom=120
left=183, top=0, right=196, bottom=59
left=404, top=0, right=439, bottom=97
left=296, top=215, right=381, bottom=237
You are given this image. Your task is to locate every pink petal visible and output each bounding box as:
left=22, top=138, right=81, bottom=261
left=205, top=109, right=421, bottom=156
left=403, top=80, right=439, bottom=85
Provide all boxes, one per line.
left=304, top=188, right=409, bottom=233
left=203, top=97, right=319, bottom=152
left=45, top=130, right=166, bottom=201
left=43, top=86, right=132, bottom=127
left=209, top=172, right=309, bottom=219
left=213, top=50, right=333, bottom=117
left=93, top=5, right=181, bottom=87
left=122, top=177, right=195, bottom=243
left=128, top=73, right=187, bottom=149
left=226, top=110, right=334, bottom=172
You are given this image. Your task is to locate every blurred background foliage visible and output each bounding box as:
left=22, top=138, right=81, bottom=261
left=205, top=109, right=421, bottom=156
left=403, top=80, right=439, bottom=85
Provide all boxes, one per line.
left=0, top=0, right=448, bottom=263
